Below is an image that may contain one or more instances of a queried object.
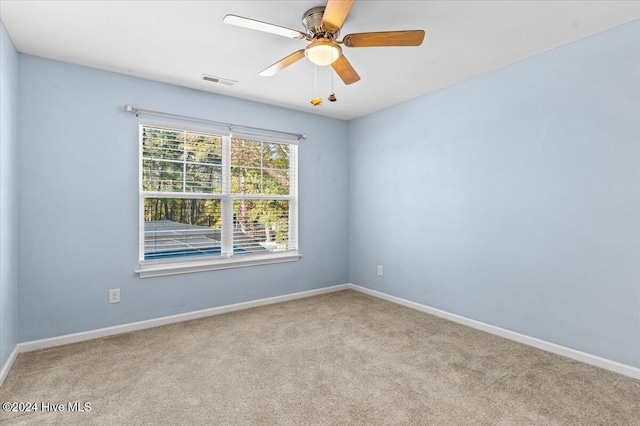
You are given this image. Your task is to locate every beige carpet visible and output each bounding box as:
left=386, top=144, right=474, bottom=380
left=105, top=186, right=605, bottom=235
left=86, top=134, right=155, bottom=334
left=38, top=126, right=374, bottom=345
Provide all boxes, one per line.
left=1, top=290, right=638, bottom=425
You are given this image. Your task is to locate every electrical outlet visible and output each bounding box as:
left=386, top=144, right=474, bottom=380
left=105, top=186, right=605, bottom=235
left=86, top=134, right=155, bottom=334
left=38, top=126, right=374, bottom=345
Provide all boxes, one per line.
left=377, top=265, right=384, bottom=276
left=109, top=288, right=120, bottom=304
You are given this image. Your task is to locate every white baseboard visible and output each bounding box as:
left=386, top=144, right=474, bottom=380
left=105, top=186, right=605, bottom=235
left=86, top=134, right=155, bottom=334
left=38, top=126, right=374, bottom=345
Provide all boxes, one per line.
left=17, top=284, right=350, bottom=354
left=0, top=346, right=19, bottom=387
left=347, top=284, right=640, bottom=380
left=6, top=282, right=638, bottom=385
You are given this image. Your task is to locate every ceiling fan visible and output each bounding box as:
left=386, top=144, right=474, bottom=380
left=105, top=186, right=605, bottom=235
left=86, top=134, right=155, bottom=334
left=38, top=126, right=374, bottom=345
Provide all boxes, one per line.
left=223, top=0, right=425, bottom=85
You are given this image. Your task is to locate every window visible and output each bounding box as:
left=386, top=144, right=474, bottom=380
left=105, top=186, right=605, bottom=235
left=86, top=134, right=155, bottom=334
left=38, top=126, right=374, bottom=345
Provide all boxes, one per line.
left=137, top=122, right=299, bottom=277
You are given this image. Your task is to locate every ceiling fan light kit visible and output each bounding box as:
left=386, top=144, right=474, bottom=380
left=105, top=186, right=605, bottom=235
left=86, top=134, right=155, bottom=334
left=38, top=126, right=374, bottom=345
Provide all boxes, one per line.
left=224, top=0, right=425, bottom=87
left=305, top=40, right=341, bottom=66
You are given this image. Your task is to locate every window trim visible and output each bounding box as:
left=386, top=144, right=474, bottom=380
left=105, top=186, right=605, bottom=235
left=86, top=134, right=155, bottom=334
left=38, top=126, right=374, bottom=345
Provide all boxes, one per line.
left=136, top=251, right=302, bottom=278
left=137, top=120, right=300, bottom=278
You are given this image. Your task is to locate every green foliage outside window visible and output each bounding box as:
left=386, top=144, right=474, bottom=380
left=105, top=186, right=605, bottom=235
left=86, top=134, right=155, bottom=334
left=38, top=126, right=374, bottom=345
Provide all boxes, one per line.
left=141, top=127, right=295, bottom=257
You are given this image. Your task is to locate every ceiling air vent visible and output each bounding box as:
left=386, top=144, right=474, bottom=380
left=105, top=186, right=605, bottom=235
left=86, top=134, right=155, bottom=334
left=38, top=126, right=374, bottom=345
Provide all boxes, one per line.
left=202, top=74, right=237, bottom=86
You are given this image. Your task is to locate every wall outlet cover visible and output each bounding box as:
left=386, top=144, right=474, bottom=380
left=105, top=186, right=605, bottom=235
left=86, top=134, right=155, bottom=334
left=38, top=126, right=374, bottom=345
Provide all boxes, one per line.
left=109, top=288, right=120, bottom=304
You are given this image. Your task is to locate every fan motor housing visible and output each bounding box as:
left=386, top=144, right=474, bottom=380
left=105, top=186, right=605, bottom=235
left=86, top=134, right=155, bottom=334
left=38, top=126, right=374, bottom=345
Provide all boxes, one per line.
left=302, top=6, right=338, bottom=39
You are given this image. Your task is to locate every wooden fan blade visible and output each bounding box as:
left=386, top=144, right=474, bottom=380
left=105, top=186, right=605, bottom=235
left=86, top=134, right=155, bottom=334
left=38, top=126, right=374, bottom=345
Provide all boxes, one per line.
left=223, top=15, right=306, bottom=39
left=331, top=54, right=360, bottom=85
left=259, top=50, right=306, bottom=76
left=343, top=30, right=425, bottom=47
left=322, top=0, right=355, bottom=31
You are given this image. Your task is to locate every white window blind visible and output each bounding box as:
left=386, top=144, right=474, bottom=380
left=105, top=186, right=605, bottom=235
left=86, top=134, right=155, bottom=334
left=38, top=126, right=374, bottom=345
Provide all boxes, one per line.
left=138, top=122, right=299, bottom=274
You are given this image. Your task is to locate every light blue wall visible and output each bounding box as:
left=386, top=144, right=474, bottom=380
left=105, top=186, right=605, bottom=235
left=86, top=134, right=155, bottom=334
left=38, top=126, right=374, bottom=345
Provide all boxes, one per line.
left=0, top=21, right=20, bottom=368
left=349, top=20, right=640, bottom=368
left=17, top=55, right=349, bottom=342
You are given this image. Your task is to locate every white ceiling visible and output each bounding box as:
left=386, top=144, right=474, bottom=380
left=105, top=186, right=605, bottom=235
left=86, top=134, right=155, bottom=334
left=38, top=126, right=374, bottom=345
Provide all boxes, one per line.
left=1, top=1, right=639, bottom=120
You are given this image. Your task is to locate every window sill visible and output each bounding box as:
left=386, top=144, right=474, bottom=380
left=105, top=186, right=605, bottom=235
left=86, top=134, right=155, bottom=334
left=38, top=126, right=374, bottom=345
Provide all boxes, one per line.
left=136, top=252, right=302, bottom=278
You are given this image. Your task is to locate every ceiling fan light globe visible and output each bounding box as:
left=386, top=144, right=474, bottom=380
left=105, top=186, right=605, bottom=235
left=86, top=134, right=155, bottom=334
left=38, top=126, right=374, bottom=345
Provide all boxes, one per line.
left=305, top=42, right=341, bottom=66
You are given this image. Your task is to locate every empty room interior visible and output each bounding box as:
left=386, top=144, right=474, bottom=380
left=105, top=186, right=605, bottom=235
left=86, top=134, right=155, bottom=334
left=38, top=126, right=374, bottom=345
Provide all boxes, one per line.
left=1, top=0, right=639, bottom=424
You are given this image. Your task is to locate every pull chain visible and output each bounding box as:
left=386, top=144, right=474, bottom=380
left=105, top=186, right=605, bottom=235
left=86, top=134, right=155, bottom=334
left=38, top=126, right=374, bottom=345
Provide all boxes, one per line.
left=310, top=65, right=322, bottom=106
left=328, top=49, right=337, bottom=102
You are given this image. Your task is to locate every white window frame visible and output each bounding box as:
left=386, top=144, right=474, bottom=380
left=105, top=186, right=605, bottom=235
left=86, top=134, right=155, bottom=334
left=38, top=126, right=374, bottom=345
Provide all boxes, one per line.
left=136, top=120, right=300, bottom=278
